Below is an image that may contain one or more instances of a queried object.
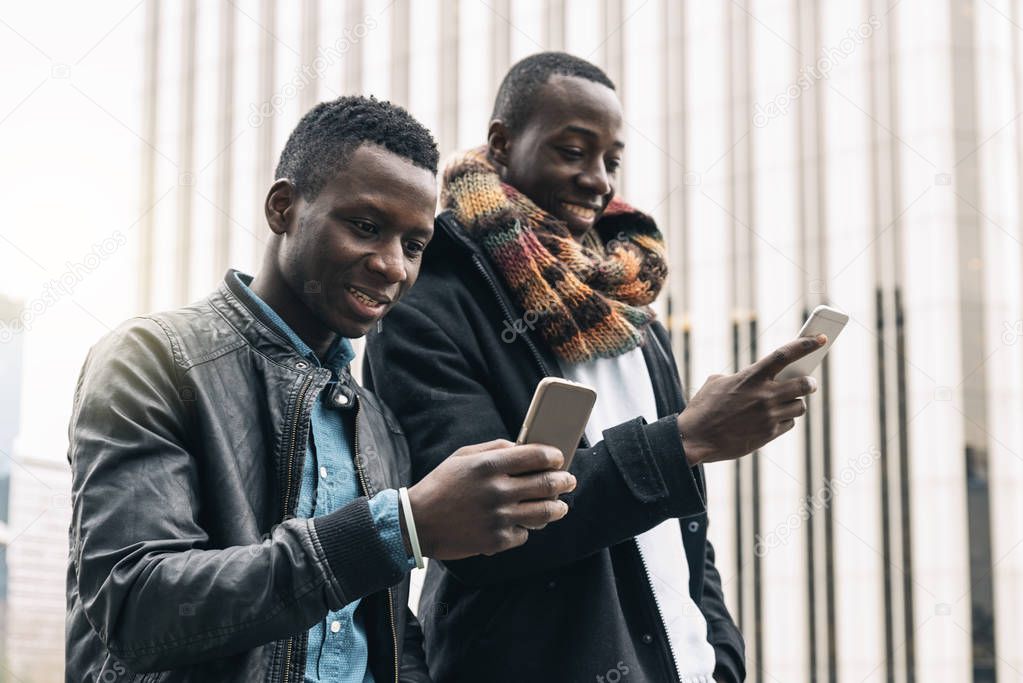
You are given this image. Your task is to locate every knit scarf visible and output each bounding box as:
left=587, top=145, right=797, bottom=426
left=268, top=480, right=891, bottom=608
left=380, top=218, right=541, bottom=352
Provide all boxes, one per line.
left=442, top=146, right=668, bottom=364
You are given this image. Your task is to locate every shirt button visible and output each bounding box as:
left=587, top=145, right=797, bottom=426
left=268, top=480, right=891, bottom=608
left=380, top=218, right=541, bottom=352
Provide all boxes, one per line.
left=295, top=361, right=309, bottom=370
left=641, top=633, right=653, bottom=644
left=319, top=466, right=328, bottom=479
left=688, top=521, right=700, bottom=532
left=335, top=392, right=349, bottom=406
left=330, top=620, right=341, bottom=633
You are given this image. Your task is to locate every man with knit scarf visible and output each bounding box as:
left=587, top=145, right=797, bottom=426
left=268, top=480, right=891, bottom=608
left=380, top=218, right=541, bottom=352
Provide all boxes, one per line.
left=365, top=52, right=822, bottom=683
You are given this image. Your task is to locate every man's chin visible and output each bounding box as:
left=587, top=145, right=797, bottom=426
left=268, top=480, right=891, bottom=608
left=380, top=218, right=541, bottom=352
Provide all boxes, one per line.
left=333, top=309, right=387, bottom=339
left=551, top=209, right=600, bottom=238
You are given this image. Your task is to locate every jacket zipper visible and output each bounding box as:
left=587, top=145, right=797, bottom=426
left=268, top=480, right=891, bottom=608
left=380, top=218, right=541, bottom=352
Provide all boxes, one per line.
left=351, top=396, right=400, bottom=683
left=281, top=370, right=318, bottom=683
left=633, top=330, right=684, bottom=680
left=633, top=538, right=682, bottom=682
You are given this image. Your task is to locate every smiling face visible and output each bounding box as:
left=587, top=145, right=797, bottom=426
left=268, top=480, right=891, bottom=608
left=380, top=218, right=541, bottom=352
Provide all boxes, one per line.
left=263, top=143, right=436, bottom=342
left=489, top=74, right=625, bottom=240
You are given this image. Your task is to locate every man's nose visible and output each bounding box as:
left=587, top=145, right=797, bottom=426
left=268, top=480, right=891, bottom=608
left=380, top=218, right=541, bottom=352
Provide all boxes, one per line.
left=577, top=160, right=611, bottom=197
left=366, top=244, right=407, bottom=284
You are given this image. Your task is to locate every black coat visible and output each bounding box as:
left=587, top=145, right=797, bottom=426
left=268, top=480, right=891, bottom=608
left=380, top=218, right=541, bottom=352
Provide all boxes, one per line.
left=66, top=271, right=430, bottom=683
left=364, top=212, right=746, bottom=683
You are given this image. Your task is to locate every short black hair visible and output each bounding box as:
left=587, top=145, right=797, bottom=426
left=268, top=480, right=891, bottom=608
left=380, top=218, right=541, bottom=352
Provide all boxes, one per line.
left=491, top=51, right=616, bottom=133
left=275, top=95, right=439, bottom=199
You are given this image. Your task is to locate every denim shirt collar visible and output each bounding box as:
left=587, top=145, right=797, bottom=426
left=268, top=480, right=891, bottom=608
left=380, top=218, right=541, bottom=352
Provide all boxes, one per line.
left=230, top=271, right=355, bottom=375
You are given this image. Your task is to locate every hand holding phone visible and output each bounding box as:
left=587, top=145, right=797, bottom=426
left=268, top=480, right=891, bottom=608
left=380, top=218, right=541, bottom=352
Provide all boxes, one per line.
left=776, top=305, right=848, bottom=381
left=516, top=377, right=597, bottom=471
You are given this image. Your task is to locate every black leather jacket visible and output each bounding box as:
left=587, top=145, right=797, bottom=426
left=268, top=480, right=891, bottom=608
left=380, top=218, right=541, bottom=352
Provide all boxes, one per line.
left=65, top=271, right=430, bottom=683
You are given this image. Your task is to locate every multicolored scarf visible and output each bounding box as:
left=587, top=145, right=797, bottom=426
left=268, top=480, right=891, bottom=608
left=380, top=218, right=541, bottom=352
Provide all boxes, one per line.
left=442, top=146, right=668, bottom=364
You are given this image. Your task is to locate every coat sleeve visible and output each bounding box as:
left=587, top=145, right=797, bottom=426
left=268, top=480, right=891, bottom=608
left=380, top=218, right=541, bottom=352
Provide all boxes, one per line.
left=364, top=300, right=708, bottom=586
left=68, top=318, right=408, bottom=672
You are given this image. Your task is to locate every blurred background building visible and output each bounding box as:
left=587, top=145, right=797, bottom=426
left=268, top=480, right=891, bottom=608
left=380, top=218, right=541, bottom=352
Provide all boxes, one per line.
left=2, top=1, right=1022, bottom=681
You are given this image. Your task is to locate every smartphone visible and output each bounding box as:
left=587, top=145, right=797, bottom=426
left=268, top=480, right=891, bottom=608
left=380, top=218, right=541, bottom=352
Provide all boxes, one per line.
left=776, top=305, right=849, bottom=381
left=516, top=378, right=597, bottom=470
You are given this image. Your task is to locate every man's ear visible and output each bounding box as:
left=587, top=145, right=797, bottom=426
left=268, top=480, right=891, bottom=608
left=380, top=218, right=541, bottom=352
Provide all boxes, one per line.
left=264, top=179, right=297, bottom=235
left=487, top=120, right=511, bottom=169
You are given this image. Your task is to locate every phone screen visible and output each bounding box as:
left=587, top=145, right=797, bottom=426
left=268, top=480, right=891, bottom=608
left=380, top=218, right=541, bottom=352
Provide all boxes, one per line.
left=776, top=306, right=849, bottom=381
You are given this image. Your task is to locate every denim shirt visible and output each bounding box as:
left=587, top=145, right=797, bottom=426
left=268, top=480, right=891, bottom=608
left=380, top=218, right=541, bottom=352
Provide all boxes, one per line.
left=233, top=273, right=412, bottom=683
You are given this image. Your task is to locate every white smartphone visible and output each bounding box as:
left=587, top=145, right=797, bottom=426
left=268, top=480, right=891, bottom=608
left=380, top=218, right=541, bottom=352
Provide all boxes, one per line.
left=776, top=305, right=849, bottom=381
left=516, top=377, right=597, bottom=470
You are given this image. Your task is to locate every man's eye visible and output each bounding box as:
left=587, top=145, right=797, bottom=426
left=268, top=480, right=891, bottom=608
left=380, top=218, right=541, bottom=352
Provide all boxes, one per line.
left=405, top=241, right=426, bottom=257
left=606, top=158, right=621, bottom=173
left=559, top=147, right=584, bottom=160
left=350, top=220, right=378, bottom=234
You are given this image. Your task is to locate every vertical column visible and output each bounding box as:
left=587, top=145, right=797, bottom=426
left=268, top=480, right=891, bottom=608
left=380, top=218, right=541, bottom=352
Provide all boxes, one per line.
left=951, top=0, right=998, bottom=679
left=390, top=0, right=411, bottom=107
left=300, top=0, right=319, bottom=111
left=345, top=0, right=365, bottom=94
left=818, top=2, right=890, bottom=680
left=684, top=0, right=739, bottom=635
left=895, top=0, right=972, bottom=679
left=726, top=3, right=763, bottom=679
left=457, top=0, right=489, bottom=149
left=139, top=0, right=160, bottom=312
left=602, top=0, right=625, bottom=198
left=489, top=0, right=511, bottom=107
left=792, top=1, right=837, bottom=679
left=544, top=0, right=565, bottom=50
left=253, top=0, right=276, bottom=266
left=176, top=0, right=198, bottom=306
left=663, top=0, right=688, bottom=384
left=214, top=1, right=236, bottom=282
left=438, top=0, right=459, bottom=155
left=869, top=0, right=916, bottom=678
left=602, top=0, right=624, bottom=90
left=748, top=0, right=810, bottom=679
left=987, top=2, right=1023, bottom=678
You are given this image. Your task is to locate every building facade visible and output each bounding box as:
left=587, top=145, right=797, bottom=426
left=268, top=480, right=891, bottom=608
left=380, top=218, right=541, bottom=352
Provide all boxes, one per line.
left=77, top=1, right=1023, bottom=682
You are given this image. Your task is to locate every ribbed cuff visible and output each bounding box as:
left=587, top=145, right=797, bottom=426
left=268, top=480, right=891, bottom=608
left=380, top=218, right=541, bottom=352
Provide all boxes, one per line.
left=311, top=496, right=406, bottom=604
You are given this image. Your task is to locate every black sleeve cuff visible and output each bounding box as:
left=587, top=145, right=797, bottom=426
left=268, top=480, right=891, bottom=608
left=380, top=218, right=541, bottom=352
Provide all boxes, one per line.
left=311, top=497, right=406, bottom=605
left=644, top=414, right=706, bottom=518
left=601, top=415, right=707, bottom=519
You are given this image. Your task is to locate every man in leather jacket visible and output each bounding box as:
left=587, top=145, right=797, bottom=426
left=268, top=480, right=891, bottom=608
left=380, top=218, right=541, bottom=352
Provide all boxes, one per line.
left=64, top=96, right=577, bottom=683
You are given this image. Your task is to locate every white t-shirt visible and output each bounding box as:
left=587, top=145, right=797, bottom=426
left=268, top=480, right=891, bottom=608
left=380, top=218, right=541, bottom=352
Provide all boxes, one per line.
left=562, top=346, right=716, bottom=682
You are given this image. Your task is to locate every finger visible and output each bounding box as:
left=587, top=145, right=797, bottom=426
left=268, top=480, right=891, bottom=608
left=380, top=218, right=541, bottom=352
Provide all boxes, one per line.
left=774, top=398, right=807, bottom=421
left=775, top=418, right=797, bottom=436
left=750, top=334, right=827, bottom=380
left=455, top=438, right=515, bottom=455
left=772, top=375, right=818, bottom=401
left=490, top=444, right=565, bottom=474
left=506, top=470, right=577, bottom=500
left=508, top=498, right=570, bottom=528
